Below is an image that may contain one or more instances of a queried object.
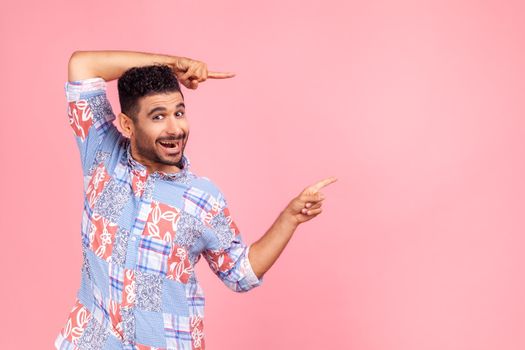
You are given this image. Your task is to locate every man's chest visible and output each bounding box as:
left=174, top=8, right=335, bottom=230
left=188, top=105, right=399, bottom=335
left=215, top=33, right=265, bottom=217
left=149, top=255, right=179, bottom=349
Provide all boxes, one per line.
left=80, top=153, right=222, bottom=275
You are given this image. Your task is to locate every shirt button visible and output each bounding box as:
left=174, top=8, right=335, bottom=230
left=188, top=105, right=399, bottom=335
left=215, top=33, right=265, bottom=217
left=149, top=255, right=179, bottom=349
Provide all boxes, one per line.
left=131, top=236, right=137, bottom=242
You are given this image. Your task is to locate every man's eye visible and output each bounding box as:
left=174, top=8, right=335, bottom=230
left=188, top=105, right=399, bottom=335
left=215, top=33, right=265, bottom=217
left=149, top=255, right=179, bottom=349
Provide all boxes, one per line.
left=176, top=111, right=185, bottom=117
left=152, top=115, right=164, bottom=120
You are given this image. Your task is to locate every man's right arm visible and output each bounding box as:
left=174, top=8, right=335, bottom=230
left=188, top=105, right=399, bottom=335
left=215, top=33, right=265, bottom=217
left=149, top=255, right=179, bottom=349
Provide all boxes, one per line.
left=68, top=50, right=234, bottom=88
left=65, top=50, right=234, bottom=173
left=65, top=50, right=182, bottom=173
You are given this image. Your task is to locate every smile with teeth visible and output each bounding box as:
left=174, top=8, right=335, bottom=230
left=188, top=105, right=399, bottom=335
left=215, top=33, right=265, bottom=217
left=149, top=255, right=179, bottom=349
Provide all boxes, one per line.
left=158, top=140, right=181, bottom=151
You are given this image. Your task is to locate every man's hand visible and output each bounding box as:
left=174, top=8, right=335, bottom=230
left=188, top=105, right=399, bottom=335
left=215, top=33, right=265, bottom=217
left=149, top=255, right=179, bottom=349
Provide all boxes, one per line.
left=282, top=176, right=338, bottom=225
left=172, top=57, right=235, bottom=90
left=68, top=50, right=235, bottom=85
left=248, top=176, right=337, bottom=278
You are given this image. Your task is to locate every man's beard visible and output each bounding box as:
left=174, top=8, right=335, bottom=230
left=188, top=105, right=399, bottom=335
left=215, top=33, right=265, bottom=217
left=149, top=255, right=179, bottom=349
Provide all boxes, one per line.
left=135, top=135, right=187, bottom=170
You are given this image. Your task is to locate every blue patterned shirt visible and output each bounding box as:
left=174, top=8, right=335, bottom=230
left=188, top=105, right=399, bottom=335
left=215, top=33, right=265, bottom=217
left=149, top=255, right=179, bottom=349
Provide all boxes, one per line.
left=55, top=77, right=262, bottom=350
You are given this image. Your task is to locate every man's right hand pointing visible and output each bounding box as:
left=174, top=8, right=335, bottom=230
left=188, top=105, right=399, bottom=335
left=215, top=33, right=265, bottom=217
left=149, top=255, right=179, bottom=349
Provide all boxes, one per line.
left=172, top=57, right=235, bottom=89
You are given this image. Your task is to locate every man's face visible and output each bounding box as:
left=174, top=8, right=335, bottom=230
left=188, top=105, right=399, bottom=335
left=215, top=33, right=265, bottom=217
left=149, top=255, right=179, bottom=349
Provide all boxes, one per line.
left=126, top=91, right=189, bottom=173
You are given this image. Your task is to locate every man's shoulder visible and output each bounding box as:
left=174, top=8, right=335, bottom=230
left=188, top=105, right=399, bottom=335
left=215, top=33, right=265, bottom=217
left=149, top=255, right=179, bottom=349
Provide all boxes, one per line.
left=149, top=173, right=228, bottom=215
left=185, top=174, right=225, bottom=201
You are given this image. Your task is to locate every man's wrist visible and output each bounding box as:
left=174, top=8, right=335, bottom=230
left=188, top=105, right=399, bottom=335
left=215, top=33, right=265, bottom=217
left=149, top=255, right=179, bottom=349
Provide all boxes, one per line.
left=165, top=55, right=181, bottom=72
left=279, top=210, right=300, bottom=231
left=167, top=55, right=189, bottom=75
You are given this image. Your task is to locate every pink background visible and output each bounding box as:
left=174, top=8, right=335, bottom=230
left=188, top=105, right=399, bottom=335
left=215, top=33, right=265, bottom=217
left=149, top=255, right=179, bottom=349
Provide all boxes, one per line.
left=1, top=0, right=525, bottom=349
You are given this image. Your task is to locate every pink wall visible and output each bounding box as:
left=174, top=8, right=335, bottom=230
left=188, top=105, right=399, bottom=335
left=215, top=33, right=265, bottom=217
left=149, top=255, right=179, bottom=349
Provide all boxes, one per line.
left=1, top=0, right=524, bottom=349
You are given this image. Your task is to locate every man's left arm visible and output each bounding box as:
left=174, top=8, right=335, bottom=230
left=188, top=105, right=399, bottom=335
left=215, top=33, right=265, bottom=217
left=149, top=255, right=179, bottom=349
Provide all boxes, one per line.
left=248, top=176, right=338, bottom=279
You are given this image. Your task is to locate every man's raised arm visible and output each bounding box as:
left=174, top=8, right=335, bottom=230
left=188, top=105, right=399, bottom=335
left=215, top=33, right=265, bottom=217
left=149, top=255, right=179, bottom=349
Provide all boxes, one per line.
left=68, top=50, right=235, bottom=88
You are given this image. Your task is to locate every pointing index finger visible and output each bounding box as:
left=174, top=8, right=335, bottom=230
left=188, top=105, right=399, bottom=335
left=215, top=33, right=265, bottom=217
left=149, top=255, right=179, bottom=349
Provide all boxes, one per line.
left=309, top=176, right=338, bottom=193
left=208, top=71, right=236, bottom=79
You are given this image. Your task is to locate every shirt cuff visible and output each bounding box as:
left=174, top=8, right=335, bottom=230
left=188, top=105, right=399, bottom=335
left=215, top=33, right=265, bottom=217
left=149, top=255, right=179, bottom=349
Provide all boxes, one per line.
left=240, top=245, right=263, bottom=289
left=65, top=77, right=107, bottom=102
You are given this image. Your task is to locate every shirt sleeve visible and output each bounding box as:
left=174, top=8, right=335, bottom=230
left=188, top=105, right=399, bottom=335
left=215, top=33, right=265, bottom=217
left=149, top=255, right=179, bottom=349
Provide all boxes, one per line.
left=202, top=194, right=263, bottom=293
left=65, top=77, right=120, bottom=174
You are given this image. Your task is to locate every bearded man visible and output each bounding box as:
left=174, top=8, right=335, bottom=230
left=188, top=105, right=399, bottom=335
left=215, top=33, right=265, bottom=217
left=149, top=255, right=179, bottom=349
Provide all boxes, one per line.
left=55, top=50, right=336, bottom=350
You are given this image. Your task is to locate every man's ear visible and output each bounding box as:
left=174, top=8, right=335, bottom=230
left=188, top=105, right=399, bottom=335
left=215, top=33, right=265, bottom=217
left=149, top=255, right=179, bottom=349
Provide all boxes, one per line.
left=119, top=112, right=134, bottom=138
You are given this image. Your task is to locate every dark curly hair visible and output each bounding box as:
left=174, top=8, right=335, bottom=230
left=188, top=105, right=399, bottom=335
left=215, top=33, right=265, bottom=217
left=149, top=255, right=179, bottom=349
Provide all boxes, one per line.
left=118, top=64, right=183, bottom=120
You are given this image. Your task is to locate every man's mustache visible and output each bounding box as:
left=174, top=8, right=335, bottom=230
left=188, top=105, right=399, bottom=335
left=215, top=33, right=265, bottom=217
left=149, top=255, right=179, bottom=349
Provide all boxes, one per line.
left=157, top=134, right=186, bottom=142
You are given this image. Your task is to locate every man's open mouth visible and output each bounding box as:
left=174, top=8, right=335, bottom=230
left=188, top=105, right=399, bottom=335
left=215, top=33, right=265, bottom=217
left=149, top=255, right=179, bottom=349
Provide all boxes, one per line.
left=158, top=140, right=181, bottom=153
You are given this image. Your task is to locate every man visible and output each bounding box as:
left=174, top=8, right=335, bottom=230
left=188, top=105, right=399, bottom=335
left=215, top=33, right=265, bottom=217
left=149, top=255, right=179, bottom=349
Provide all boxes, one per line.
left=55, top=50, right=336, bottom=350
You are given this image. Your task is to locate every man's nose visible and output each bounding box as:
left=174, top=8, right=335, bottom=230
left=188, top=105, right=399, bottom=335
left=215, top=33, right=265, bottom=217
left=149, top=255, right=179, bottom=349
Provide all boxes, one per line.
left=165, top=115, right=184, bottom=135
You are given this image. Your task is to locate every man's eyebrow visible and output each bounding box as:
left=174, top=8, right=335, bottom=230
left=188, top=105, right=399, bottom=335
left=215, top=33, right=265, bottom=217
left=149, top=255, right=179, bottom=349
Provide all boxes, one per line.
left=147, top=106, right=167, bottom=116
left=147, top=103, right=185, bottom=116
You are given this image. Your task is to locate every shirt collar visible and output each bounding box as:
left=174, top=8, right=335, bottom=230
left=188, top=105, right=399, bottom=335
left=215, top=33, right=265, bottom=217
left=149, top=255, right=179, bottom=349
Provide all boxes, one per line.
left=125, top=139, right=191, bottom=179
